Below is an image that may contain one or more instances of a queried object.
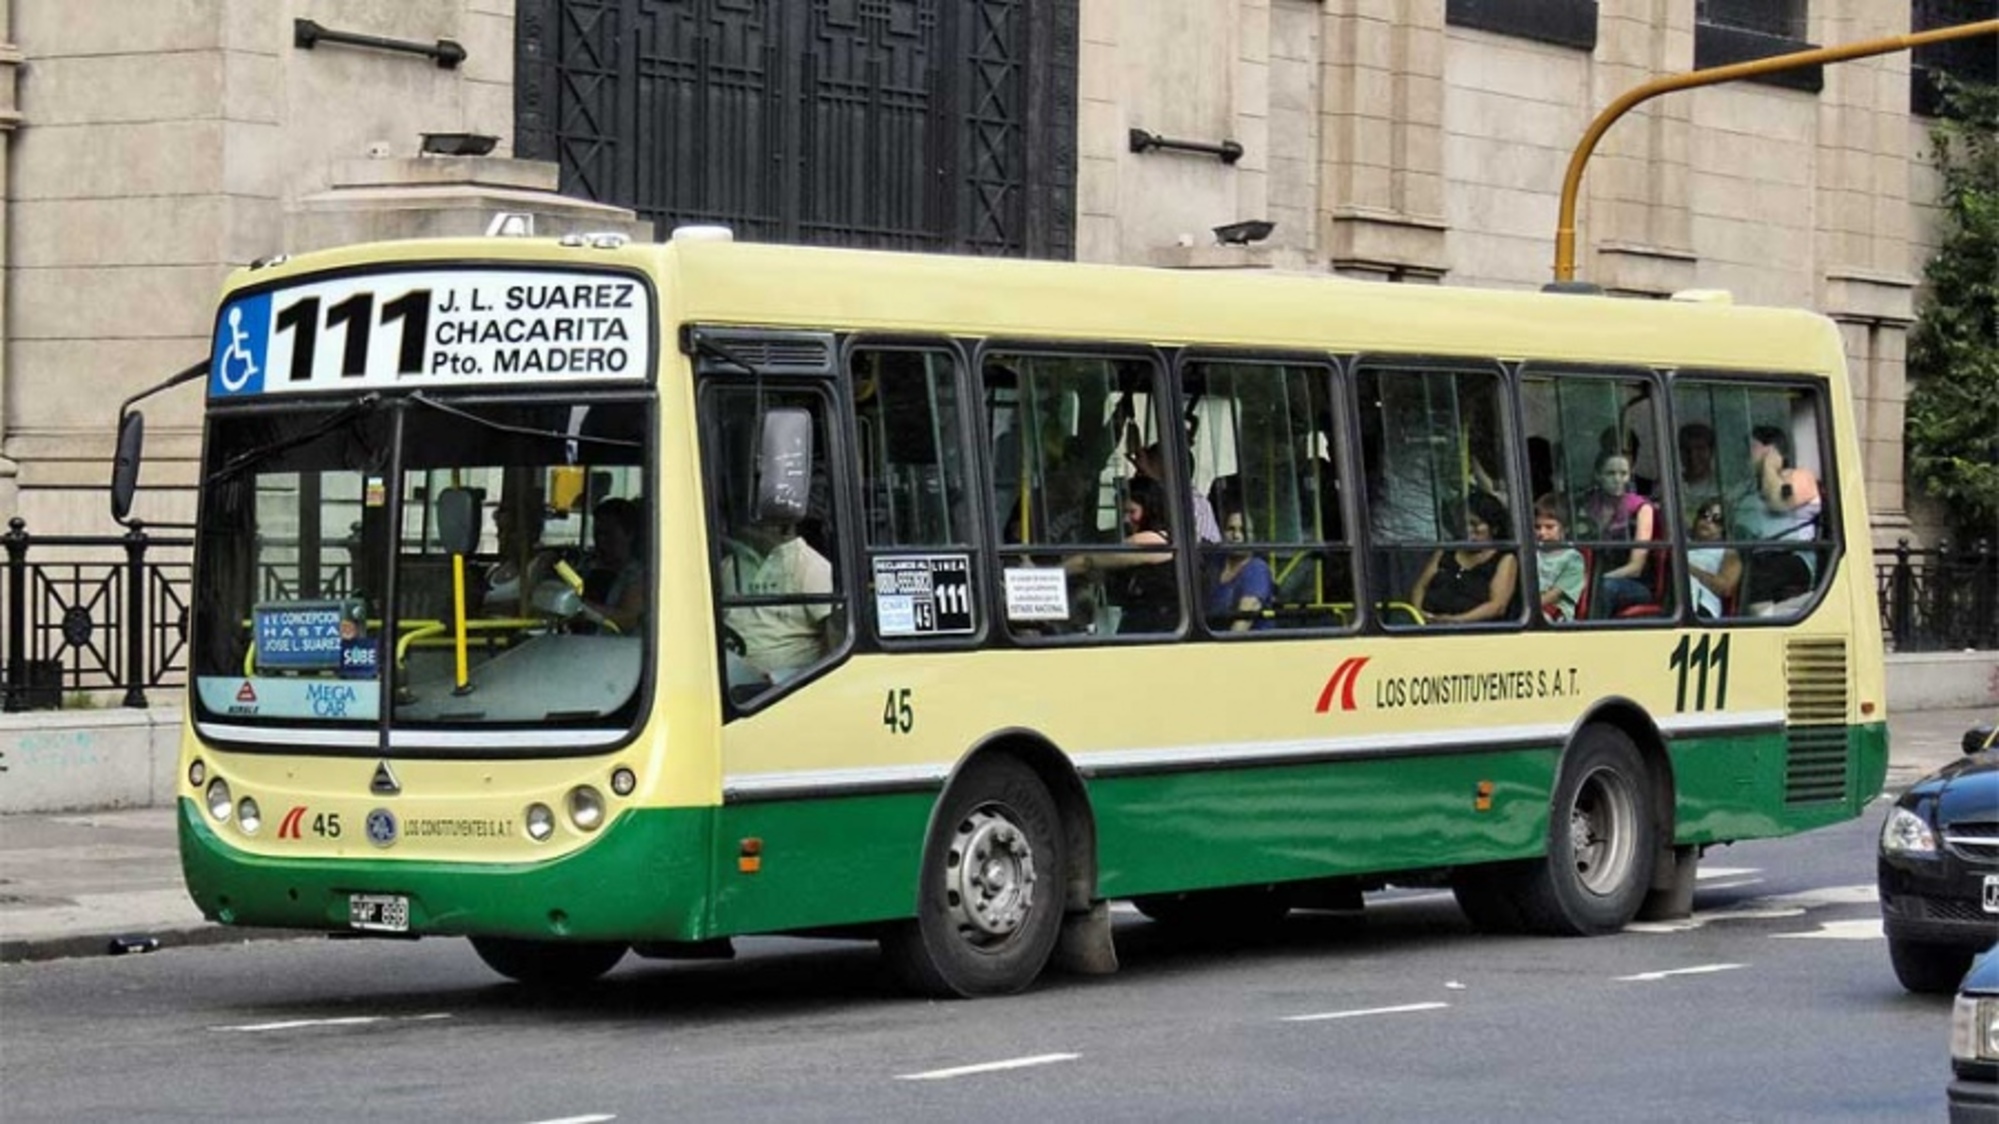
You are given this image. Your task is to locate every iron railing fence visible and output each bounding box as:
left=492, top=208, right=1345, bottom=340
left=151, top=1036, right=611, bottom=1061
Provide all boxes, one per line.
left=2, top=518, right=193, bottom=711
left=1876, top=538, right=1999, bottom=653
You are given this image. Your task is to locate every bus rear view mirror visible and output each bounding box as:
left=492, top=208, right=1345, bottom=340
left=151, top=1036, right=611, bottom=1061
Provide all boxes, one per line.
left=756, top=408, right=813, bottom=525
left=110, top=410, right=145, bottom=523
left=435, top=487, right=482, bottom=556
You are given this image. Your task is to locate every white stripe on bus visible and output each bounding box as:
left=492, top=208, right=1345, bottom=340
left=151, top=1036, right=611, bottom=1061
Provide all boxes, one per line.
left=724, top=710, right=1787, bottom=796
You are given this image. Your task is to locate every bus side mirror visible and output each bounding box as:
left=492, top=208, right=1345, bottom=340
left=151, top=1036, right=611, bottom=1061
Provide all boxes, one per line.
left=110, top=410, right=145, bottom=524
left=755, top=407, right=813, bottom=524
left=436, top=487, right=482, bottom=557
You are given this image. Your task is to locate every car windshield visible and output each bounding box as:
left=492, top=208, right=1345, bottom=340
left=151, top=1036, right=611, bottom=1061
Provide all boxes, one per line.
left=191, top=393, right=652, bottom=748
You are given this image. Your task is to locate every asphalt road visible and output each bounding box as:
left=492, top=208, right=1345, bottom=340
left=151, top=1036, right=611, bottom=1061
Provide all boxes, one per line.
left=0, top=808, right=1955, bottom=1123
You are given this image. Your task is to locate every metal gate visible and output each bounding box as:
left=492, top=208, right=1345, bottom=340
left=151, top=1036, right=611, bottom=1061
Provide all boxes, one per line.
left=515, top=0, right=1077, bottom=258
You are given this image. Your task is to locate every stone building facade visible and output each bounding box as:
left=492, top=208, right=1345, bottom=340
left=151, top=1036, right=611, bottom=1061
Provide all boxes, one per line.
left=0, top=0, right=1982, bottom=542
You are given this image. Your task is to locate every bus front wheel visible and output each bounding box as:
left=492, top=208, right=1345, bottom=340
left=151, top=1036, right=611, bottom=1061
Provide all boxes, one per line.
left=1515, top=724, right=1658, bottom=936
left=469, top=936, right=627, bottom=986
left=883, top=755, right=1066, bottom=998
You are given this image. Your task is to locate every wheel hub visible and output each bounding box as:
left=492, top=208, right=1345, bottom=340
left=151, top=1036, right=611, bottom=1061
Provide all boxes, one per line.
left=944, top=808, right=1036, bottom=942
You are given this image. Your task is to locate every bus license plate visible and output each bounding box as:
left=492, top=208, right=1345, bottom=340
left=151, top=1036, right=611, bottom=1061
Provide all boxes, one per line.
left=348, top=894, right=409, bottom=933
left=1984, top=876, right=1999, bottom=915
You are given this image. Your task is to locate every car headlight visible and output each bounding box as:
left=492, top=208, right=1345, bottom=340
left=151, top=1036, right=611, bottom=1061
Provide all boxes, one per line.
left=1951, top=995, right=1999, bottom=1063
left=1880, top=807, right=1937, bottom=855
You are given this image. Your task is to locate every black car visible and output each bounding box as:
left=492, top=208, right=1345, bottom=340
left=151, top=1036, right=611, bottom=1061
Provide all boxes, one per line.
left=1951, top=944, right=1999, bottom=1124
left=1879, top=718, right=1999, bottom=994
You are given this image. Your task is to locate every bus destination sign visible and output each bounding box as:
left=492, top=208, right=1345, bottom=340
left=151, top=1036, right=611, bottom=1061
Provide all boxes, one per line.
left=209, top=268, right=653, bottom=398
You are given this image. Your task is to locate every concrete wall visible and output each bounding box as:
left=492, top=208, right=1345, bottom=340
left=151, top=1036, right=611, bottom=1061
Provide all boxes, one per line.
left=0, top=707, right=181, bottom=813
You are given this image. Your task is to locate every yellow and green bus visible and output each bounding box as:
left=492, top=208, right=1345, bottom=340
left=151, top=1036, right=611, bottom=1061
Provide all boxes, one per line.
left=116, top=226, right=1887, bottom=996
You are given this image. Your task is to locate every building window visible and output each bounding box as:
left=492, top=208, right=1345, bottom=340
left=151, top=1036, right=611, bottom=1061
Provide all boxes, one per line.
left=1912, top=0, right=1999, bottom=118
left=1694, top=0, right=1822, bottom=93
left=1445, top=0, right=1598, bottom=51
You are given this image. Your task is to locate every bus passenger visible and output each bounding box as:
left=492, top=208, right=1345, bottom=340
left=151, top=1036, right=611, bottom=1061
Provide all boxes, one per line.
left=1208, top=507, right=1275, bottom=632
left=1687, top=497, right=1742, bottom=619
left=1409, top=492, right=1517, bottom=624
left=1128, top=435, right=1220, bottom=543
left=584, top=497, right=646, bottom=633
left=722, top=516, right=835, bottom=680
left=1532, top=494, right=1585, bottom=621
left=480, top=499, right=554, bottom=616
left=1581, top=451, right=1655, bottom=617
left=1733, top=425, right=1821, bottom=611
left=1064, top=475, right=1176, bottom=633
left=1676, top=422, right=1719, bottom=501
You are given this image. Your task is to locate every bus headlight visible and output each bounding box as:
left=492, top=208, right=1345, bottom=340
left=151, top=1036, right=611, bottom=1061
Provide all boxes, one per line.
left=188, top=759, right=206, bottom=787
left=1880, top=807, right=1936, bottom=855
left=567, top=786, right=605, bottom=832
left=237, top=797, right=262, bottom=834
left=205, top=778, right=233, bottom=822
left=524, top=803, right=555, bottom=842
left=610, top=767, right=636, bottom=797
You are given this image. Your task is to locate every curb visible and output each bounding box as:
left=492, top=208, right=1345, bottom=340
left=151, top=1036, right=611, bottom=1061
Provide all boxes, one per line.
left=0, top=924, right=310, bottom=966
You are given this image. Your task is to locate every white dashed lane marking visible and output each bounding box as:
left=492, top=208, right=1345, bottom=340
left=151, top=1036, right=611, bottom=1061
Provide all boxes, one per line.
left=210, top=1013, right=451, bottom=1033
left=1616, top=963, right=1746, bottom=982
left=897, top=1054, right=1080, bottom=1081
left=1283, top=1002, right=1450, bottom=1023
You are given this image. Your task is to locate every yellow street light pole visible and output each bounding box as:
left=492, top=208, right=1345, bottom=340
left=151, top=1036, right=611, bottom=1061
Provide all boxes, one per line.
left=1553, top=19, right=1999, bottom=284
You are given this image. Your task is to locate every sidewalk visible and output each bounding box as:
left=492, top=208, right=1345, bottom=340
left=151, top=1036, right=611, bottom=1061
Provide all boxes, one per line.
left=0, top=706, right=1989, bottom=964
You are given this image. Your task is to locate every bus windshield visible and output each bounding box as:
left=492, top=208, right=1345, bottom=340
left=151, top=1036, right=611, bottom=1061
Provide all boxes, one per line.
left=191, top=393, right=652, bottom=745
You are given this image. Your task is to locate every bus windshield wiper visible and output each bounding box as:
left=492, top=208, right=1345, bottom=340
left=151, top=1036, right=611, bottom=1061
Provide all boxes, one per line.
left=204, top=394, right=384, bottom=487
left=406, top=392, right=641, bottom=450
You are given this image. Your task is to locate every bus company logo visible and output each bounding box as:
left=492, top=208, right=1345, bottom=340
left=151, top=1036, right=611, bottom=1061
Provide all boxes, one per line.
left=365, top=808, right=399, bottom=848
left=228, top=680, right=260, bottom=716
left=1315, top=656, right=1371, bottom=714
left=276, top=806, right=308, bottom=840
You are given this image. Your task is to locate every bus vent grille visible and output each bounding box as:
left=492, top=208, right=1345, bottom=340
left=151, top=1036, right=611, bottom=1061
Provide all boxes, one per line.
left=692, top=330, right=836, bottom=376
left=1784, top=637, right=1850, bottom=805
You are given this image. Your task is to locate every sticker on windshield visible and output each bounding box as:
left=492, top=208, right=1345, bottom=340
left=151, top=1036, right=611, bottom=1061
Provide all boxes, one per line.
left=209, top=268, right=653, bottom=397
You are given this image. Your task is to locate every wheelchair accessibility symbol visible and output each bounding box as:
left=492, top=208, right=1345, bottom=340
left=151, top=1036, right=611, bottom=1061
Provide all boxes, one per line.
left=210, top=293, right=270, bottom=396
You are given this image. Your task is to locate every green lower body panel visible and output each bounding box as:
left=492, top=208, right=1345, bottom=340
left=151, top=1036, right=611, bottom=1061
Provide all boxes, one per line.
left=180, top=721, right=1889, bottom=943
left=179, top=800, right=716, bottom=942
left=1669, top=720, right=1890, bottom=844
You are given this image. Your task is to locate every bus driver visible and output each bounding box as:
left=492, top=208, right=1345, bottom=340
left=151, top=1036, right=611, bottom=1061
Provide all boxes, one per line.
left=722, top=518, right=836, bottom=681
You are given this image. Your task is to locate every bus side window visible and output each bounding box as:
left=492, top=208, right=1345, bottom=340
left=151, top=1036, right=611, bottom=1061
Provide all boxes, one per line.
left=1673, top=380, right=1833, bottom=621
left=701, top=383, right=850, bottom=703
left=1186, top=359, right=1354, bottom=634
left=1358, top=362, right=1523, bottom=629
left=850, top=345, right=982, bottom=645
left=1521, top=368, right=1672, bottom=623
left=984, top=352, right=1182, bottom=640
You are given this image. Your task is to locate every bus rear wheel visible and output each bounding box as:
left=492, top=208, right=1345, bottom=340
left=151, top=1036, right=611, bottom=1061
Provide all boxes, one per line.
left=469, top=936, right=628, bottom=986
left=1514, top=725, right=1658, bottom=936
left=883, top=755, right=1066, bottom=998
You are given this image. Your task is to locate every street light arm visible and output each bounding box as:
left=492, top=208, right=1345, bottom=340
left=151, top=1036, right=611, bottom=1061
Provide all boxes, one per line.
left=1554, top=19, right=1999, bottom=283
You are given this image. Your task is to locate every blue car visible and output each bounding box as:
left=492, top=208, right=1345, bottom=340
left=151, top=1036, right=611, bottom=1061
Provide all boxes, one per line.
left=1880, top=718, right=1999, bottom=994
left=1952, top=944, right=1999, bottom=1124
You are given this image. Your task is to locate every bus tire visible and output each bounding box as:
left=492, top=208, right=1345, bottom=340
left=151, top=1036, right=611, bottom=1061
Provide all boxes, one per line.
left=469, top=936, right=627, bottom=986
left=1515, top=725, right=1657, bottom=936
left=883, top=755, right=1066, bottom=998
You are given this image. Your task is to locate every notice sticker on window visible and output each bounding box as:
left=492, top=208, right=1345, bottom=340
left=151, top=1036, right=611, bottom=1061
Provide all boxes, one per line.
left=872, top=554, right=976, bottom=637
left=1002, top=567, right=1069, bottom=622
